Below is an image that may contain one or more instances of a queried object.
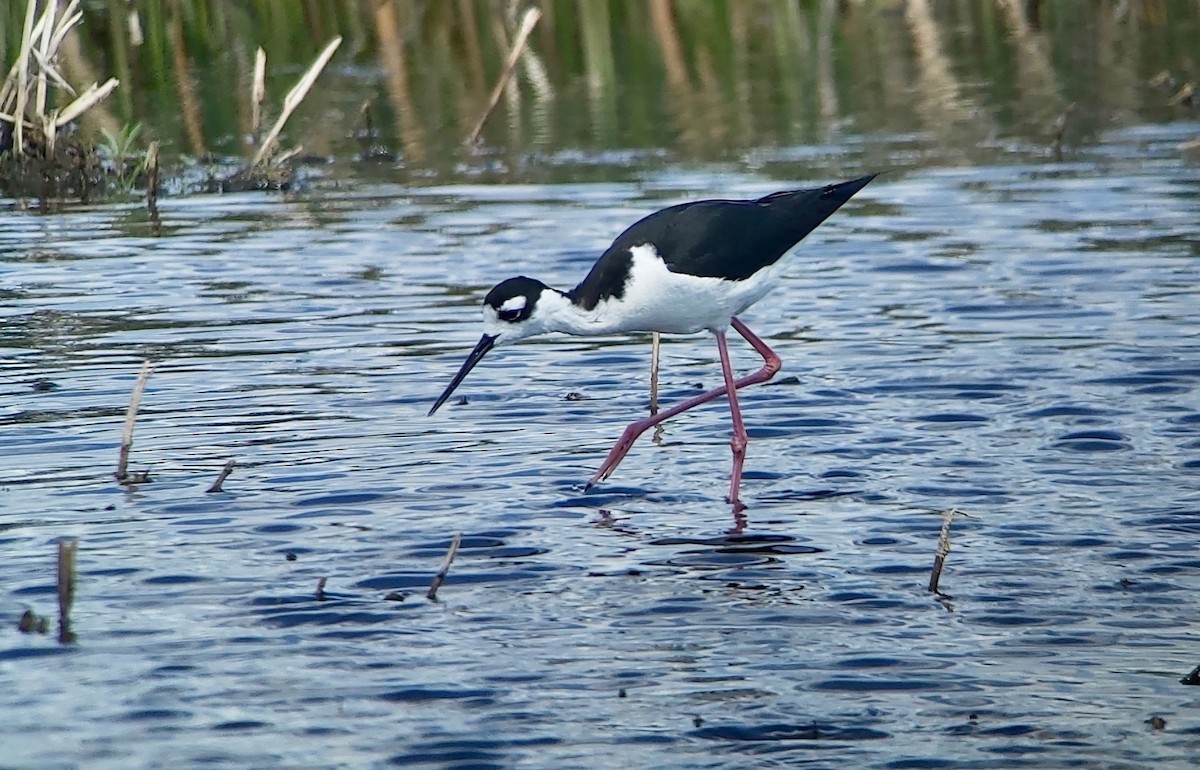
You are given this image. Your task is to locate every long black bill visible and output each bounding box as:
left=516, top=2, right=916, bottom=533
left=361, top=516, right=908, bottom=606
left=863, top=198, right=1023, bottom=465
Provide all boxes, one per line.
left=428, top=334, right=497, bottom=415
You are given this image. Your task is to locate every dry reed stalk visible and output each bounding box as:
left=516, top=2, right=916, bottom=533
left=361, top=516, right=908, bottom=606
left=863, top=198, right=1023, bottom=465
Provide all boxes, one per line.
left=928, top=507, right=959, bottom=594
left=2, top=0, right=116, bottom=155
left=145, top=139, right=159, bottom=208
left=251, top=36, right=342, bottom=168
left=466, top=7, right=541, bottom=146
left=1167, top=81, right=1196, bottom=108
left=52, top=78, right=118, bottom=130
left=12, top=0, right=37, bottom=153
left=251, top=47, right=266, bottom=138
left=33, top=0, right=56, bottom=118
left=57, top=537, right=77, bottom=644
left=126, top=6, right=143, bottom=46
left=427, top=532, right=463, bottom=601
left=115, top=360, right=154, bottom=483
left=206, top=460, right=236, bottom=493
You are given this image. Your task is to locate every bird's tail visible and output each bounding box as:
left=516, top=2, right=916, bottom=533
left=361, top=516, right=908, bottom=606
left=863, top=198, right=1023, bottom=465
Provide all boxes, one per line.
left=756, top=173, right=876, bottom=239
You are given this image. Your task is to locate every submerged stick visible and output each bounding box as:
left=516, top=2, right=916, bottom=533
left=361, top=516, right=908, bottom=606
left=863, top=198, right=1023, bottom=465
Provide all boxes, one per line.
left=206, top=459, right=235, bottom=493
left=928, top=507, right=959, bottom=594
left=427, top=532, right=463, bottom=601
left=57, top=538, right=77, bottom=644
left=465, top=7, right=541, bottom=146
left=115, top=360, right=154, bottom=483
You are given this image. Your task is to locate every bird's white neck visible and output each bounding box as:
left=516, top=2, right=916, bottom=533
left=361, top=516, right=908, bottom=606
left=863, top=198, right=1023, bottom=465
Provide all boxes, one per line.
left=534, top=289, right=623, bottom=336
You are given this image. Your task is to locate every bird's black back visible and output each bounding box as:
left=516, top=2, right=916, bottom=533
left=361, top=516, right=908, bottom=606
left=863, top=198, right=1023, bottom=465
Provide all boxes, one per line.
left=569, top=174, right=875, bottom=310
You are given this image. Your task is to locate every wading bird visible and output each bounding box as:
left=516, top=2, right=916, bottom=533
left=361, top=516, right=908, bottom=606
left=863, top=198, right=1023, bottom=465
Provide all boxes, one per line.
left=429, top=174, right=875, bottom=508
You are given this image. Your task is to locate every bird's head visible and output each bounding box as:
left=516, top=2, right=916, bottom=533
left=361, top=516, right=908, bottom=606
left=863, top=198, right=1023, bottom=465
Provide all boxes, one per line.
left=480, top=276, right=554, bottom=344
left=428, top=276, right=553, bottom=415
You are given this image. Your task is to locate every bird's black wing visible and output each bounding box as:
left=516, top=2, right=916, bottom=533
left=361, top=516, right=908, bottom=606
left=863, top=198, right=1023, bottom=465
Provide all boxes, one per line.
left=623, top=174, right=875, bottom=281
left=568, top=175, right=875, bottom=309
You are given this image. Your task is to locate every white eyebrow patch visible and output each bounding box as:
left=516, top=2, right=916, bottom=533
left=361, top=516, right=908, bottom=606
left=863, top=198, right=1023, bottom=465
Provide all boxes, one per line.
left=499, top=296, right=527, bottom=313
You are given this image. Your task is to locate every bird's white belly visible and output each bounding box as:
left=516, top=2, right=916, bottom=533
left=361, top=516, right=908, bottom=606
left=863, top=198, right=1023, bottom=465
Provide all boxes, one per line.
left=584, top=244, right=784, bottom=335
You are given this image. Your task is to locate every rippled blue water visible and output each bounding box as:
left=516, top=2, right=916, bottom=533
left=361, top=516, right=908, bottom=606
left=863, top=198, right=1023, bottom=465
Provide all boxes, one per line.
left=3, top=125, right=1199, bottom=768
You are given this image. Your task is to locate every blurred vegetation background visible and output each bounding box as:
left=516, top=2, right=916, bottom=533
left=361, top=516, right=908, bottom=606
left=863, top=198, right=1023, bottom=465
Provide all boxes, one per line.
left=2, top=0, right=1198, bottom=180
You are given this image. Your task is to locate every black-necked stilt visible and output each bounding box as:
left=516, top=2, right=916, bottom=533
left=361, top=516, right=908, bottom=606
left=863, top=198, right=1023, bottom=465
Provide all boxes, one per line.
left=429, top=174, right=875, bottom=508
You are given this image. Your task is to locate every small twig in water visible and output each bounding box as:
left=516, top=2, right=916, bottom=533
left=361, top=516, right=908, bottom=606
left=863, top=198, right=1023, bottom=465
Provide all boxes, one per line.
left=465, top=7, right=541, bottom=146
left=57, top=538, right=77, bottom=644
left=315, top=577, right=327, bottom=602
left=928, top=507, right=959, bottom=594
left=206, top=460, right=236, bottom=493
left=427, top=532, right=463, bottom=601
left=115, top=360, right=154, bottom=484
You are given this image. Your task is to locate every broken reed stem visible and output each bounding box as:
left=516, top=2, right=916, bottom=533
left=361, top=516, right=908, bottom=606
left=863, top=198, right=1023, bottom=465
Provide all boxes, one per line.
left=115, top=360, right=154, bottom=483
left=57, top=537, right=77, bottom=644
left=206, top=459, right=235, bottom=493
left=356, top=100, right=375, bottom=155
left=427, top=532, right=463, bottom=601
left=649, top=332, right=661, bottom=415
left=1050, top=103, right=1075, bottom=161
left=928, top=507, right=959, bottom=594
left=251, top=36, right=342, bottom=168
left=145, top=139, right=160, bottom=211
left=466, top=7, right=541, bottom=146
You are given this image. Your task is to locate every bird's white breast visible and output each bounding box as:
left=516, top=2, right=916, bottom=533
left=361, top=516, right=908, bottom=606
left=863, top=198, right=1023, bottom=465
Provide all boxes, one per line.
left=577, top=244, right=784, bottom=335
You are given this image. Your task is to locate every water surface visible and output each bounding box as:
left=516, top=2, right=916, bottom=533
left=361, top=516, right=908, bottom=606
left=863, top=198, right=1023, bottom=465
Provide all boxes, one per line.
left=2, top=124, right=1200, bottom=767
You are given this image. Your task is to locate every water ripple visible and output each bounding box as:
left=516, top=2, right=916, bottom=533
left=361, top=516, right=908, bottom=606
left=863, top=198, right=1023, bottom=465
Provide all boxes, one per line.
left=2, top=150, right=1200, bottom=768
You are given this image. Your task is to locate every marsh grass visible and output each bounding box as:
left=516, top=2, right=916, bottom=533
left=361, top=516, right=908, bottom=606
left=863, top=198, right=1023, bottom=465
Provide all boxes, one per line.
left=0, top=0, right=118, bottom=199
left=1, top=1, right=342, bottom=200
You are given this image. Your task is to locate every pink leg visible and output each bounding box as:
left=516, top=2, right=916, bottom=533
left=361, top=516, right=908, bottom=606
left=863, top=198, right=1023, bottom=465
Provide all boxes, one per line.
left=715, top=328, right=747, bottom=508
left=586, top=316, right=781, bottom=491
